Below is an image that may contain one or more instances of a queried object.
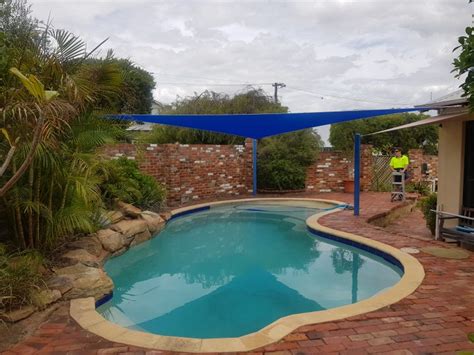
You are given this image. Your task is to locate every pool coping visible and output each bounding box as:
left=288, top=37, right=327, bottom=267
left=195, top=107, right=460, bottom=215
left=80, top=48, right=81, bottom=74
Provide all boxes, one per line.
left=70, top=197, right=425, bottom=353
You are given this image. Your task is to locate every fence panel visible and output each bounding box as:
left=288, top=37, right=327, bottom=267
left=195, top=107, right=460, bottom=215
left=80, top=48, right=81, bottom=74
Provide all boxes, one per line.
left=371, top=156, right=392, bottom=191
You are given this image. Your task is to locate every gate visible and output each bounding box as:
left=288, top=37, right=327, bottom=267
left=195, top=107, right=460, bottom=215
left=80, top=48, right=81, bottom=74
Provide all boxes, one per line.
left=371, top=155, right=392, bottom=191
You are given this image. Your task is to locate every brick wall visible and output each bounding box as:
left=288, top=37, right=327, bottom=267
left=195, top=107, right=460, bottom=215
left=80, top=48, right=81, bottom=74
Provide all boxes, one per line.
left=305, top=151, right=351, bottom=193
left=407, top=149, right=438, bottom=182
left=101, top=142, right=253, bottom=205
left=102, top=142, right=438, bottom=204
left=305, top=145, right=374, bottom=193
left=305, top=146, right=437, bottom=193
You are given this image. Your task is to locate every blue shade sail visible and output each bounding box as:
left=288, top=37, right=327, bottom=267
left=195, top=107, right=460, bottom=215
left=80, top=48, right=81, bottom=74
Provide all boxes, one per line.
left=110, top=108, right=422, bottom=139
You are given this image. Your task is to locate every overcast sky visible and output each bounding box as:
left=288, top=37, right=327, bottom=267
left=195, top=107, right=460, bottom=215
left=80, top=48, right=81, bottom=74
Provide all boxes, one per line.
left=30, top=0, right=471, bottom=143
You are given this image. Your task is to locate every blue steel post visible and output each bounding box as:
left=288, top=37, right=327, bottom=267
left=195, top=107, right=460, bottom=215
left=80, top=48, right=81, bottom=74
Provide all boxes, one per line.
left=354, top=133, right=361, bottom=216
left=252, top=139, right=257, bottom=196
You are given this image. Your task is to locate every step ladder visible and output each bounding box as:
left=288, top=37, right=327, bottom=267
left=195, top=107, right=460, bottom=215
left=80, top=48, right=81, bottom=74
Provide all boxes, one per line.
left=391, top=172, right=405, bottom=202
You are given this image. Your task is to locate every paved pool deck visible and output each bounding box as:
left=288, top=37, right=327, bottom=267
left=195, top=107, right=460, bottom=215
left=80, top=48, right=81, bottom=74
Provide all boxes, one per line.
left=4, top=192, right=474, bottom=355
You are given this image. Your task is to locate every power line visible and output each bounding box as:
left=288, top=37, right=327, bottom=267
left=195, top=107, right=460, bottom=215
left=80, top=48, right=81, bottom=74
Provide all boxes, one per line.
left=156, top=81, right=273, bottom=87
left=152, top=72, right=254, bottom=84
left=154, top=77, right=414, bottom=107
left=285, top=86, right=413, bottom=107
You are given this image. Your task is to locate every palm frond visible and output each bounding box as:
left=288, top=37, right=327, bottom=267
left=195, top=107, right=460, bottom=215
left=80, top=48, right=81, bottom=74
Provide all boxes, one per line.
left=50, top=29, right=86, bottom=62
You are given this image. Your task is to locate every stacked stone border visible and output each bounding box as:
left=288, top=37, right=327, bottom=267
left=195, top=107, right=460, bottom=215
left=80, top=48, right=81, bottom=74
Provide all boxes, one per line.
left=0, top=202, right=168, bottom=324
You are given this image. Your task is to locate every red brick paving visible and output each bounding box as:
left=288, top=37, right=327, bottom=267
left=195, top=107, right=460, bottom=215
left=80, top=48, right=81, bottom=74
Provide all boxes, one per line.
left=4, top=192, right=474, bottom=354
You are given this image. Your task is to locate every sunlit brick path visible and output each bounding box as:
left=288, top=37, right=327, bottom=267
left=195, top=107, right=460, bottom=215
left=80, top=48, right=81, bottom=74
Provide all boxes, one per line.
left=4, top=192, right=474, bottom=355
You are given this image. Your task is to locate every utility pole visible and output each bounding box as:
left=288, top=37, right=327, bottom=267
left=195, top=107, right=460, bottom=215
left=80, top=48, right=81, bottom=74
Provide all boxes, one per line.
left=272, top=82, right=286, bottom=103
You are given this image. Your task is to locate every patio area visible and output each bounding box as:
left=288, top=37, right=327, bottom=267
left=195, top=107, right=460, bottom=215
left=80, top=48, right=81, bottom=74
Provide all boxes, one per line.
left=3, top=192, right=474, bottom=355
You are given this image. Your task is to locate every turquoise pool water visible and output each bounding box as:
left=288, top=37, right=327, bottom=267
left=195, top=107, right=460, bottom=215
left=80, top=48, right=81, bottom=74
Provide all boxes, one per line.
left=98, top=203, right=402, bottom=338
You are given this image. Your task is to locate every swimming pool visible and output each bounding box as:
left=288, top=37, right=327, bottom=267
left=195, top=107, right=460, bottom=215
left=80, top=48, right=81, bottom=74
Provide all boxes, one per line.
left=97, top=201, right=403, bottom=339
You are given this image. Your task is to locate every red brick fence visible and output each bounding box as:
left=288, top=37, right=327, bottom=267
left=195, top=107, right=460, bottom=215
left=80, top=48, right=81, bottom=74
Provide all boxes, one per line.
left=102, top=141, right=437, bottom=205
left=101, top=141, right=254, bottom=205
left=305, top=146, right=438, bottom=193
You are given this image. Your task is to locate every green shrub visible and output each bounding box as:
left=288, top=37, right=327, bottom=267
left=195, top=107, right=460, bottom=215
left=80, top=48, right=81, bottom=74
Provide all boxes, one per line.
left=406, top=181, right=431, bottom=196
left=420, top=193, right=437, bottom=235
left=101, top=158, right=166, bottom=209
left=258, top=130, right=322, bottom=191
left=257, top=160, right=306, bottom=190
left=0, top=245, right=45, bottom=312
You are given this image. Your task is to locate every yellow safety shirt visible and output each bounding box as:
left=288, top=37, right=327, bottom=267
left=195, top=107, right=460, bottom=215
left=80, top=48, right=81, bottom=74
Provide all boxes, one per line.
left=390, top=155, right=409, bottom=169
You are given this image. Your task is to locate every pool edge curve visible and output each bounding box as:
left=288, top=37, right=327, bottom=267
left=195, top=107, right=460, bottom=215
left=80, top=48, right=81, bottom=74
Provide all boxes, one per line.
left=70, top=198, right=425, bottom=353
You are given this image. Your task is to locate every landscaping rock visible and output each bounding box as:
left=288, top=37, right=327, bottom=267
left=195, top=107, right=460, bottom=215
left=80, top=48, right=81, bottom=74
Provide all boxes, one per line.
left=110, top=219, right=148, bottom=237
left=116, top=201, right=142, bottom=218
left=46, top=275, right=73, bottom=295
left=130, top=229, right=152, bottom=247
left=111, top=247, right=127, bottom=258
left=0, top=305, right=36, bottom=323
left=140, top=211, right=165, bottom=233
left=54, top=264, right=113, bottom=300
left=31, top=289, right=61, bottom=308
left=68, top=236, right=103, bottom=257
left=160, top=212, right=172, bottom=221
left=105, top=210, right=124, bottom=224
left=60, top=249, right=100, bottom=267
left=96, top=228, right=124, bottom=252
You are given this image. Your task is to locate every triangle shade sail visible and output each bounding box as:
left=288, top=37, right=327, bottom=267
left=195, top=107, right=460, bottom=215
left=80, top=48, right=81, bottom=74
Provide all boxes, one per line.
left=364, top=112, right=468, bottom=136
left=110, top=108, right=423, bottom=139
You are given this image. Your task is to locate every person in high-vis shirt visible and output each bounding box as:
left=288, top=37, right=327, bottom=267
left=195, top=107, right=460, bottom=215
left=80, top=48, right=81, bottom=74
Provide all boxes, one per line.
left=390, top=148, right=410, bottom=182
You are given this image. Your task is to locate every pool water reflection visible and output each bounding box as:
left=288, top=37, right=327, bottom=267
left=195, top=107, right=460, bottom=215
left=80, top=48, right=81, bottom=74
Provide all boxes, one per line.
left=98, top=204, right=402, bottom=338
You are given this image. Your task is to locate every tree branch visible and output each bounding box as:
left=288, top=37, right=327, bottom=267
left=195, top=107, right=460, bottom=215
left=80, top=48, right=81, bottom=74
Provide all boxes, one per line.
left=0, top=115, right=44, bottom=197
left=0, top=145, right=17, bottom=177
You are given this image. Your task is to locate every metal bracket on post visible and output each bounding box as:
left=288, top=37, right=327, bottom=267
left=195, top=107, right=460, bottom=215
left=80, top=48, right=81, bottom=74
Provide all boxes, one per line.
left=252, top=139, right=257, bottom=196
left=354, top=133, right=361, bottom=216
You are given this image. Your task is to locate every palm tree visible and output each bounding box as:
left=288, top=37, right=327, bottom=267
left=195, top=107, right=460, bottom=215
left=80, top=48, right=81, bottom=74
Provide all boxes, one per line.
left=1, top=5, right=123, bottom=249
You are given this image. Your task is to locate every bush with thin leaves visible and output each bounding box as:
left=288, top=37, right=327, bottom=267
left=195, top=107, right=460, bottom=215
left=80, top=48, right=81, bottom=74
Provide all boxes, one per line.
left=406, top=181, right=432, bottom=196
left=258, top=130, right=322, bottom=191
left=420, top=193, right=437, bottom=235
left=0, top=245, right=45, bottom=312
left=101, top=158, right=166, bottom=209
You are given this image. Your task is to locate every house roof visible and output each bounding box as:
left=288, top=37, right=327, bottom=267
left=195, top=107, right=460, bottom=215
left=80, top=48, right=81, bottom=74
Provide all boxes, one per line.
left=366, top=112, right=468, bottom=136
left=417, top=89, right=467, bottom=109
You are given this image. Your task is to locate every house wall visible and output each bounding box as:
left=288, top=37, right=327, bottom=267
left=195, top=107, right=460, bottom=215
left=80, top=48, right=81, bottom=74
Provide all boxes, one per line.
left=437, top=113, right=473, bottom=216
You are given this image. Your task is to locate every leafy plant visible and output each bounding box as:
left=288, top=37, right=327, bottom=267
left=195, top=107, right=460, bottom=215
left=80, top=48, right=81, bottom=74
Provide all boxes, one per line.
left=257, top=160, right=306, bottom=190
left=258, top=130, right=322, bottom=190
left=0, top=0, right=159, bottom=250
left=453, top=26, right=474, bottom=111
left=0, top=245, right=45, bottom=312
left=329, top=113, right=438, bottom=155
left=420, top=193, right=437, bottom=235
left=406, top=181, right=431, bottom=196
left=100, top=158, right=166, bottom=209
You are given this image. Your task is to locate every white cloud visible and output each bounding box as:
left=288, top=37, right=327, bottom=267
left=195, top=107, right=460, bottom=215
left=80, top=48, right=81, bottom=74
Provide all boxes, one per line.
left=29, top=0, right=473, bottom=144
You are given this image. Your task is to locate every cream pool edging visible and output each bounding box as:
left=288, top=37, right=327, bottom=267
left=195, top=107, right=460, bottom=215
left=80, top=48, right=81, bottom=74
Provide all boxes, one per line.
left=70, top=198, right=425, bottom=353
